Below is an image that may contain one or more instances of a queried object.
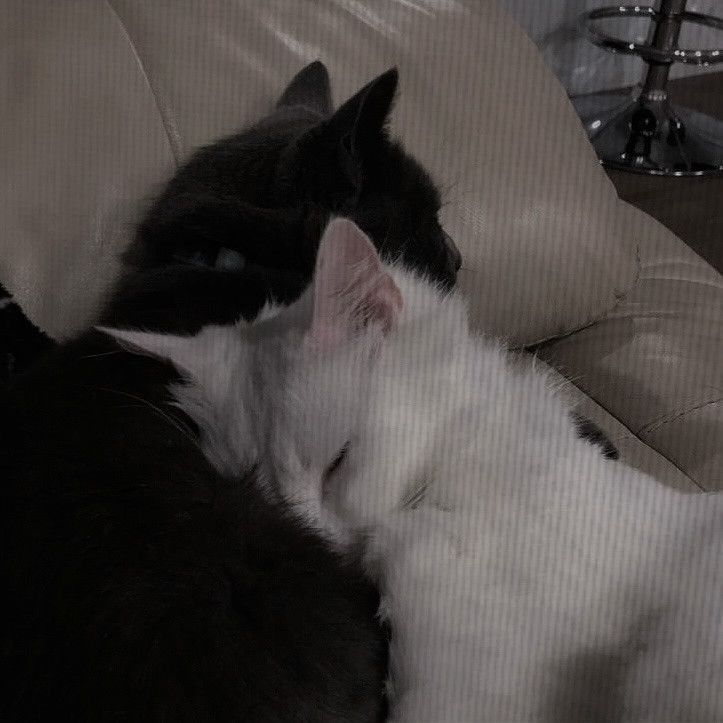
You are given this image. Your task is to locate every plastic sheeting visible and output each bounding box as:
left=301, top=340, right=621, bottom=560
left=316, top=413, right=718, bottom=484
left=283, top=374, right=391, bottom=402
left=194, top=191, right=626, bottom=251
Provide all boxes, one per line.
left=500, top=0, right=721, bottom=97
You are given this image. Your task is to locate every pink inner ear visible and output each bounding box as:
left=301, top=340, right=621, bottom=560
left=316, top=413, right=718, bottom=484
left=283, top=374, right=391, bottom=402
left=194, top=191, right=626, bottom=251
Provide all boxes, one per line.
left=309, top=218, right=402, bottom=348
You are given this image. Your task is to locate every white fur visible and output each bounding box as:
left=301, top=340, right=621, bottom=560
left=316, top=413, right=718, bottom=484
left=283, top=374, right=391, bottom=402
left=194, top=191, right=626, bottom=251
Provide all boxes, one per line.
left=100, top=225, right=723, bottom=721
left=308, top=269, right=722, bottom=721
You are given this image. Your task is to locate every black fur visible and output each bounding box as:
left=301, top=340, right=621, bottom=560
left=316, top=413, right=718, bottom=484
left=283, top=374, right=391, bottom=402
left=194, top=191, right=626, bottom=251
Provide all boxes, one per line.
left=3, top=62, right=461, bottom=375
left=0, top=282, right=54, bottom=385
left=0, top=331, right=388, bottom=722
left=2, top=63, right=467, bottom=721
left=571, top=412, right=620, bottom=460
left=113, top=63, right=459, bottom=333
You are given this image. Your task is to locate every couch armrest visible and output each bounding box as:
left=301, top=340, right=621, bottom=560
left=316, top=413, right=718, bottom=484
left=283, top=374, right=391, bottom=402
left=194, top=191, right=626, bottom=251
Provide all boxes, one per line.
left=537, top=207, right=723, bottom=491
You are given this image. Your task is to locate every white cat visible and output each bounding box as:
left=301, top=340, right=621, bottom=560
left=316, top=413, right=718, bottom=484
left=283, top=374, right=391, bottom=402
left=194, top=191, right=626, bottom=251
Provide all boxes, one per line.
left=104, top=218, right=723, bottom=722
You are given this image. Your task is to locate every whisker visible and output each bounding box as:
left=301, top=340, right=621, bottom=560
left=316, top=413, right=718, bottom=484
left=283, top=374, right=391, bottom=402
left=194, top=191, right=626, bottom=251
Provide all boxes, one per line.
left=78, top=350, right=125, bottom=360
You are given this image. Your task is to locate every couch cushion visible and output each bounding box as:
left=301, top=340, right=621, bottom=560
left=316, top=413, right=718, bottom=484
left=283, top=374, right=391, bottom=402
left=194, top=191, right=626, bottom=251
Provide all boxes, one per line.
left=0, top=2, right=175, bottom=339
left=538, top=213, right=723, bottom=491
left=3, top=0, right=642, bottom=343
left=526, top=357, right=701, bottom=493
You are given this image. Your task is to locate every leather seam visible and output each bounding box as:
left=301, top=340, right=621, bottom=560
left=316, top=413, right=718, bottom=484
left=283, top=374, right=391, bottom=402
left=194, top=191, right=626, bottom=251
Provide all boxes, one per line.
left=521, top=242, right=643, bottom=350
left=534, top=354, right=704, bottom=491
left=103, top=0, right=182, bottom=166
left=637, top=396, right=723, bottom=436
left=597, top=241, right=643, bottom=322
left=585, top=389, right=705, bottom=492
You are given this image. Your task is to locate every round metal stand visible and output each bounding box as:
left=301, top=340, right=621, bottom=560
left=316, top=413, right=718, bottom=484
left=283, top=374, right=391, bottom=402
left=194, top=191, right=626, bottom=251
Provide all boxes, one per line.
left=572, top=0, right=723, bottom=176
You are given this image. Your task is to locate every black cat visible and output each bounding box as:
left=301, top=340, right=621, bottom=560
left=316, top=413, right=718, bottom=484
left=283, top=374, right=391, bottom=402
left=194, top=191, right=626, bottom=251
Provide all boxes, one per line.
left=0, top=282, right=53, bottom=386
left=1, top=62, right=462, bottom=722
left=106, top=61, right=461, bottom=335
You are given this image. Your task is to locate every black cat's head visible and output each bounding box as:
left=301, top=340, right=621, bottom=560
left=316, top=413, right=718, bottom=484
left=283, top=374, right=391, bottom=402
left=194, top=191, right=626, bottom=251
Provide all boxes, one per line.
left=132, top=62, right=461, bottom=288
left=270, top=62, right=461, bottom=286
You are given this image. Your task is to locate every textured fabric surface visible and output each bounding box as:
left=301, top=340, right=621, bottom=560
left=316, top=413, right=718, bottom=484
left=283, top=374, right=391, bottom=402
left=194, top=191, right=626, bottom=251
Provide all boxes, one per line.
left=2, top=0, right=641, bottom=344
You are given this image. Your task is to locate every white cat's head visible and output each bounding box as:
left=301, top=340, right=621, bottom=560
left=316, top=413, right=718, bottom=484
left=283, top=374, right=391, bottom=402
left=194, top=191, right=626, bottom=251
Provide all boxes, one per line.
left=100, top=218, right=414, bottom=536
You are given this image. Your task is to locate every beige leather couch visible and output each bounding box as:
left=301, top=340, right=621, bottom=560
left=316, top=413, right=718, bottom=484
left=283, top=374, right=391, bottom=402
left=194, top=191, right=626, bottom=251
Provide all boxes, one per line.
left=2, top=0, right=721, bottom=491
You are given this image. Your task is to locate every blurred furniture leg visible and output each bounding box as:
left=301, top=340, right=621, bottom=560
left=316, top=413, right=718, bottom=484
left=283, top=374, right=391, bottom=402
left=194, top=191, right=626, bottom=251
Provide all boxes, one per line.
left=572, top=0, right=723, bottom=176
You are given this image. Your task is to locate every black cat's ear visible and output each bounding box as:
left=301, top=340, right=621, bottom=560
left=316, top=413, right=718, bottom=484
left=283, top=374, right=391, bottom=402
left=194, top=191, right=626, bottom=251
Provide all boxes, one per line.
left=278, top=68, right=399, bottom=208
left=276, top=60, right=332, bottom=117
left=324, top=67, right=398, bottom=167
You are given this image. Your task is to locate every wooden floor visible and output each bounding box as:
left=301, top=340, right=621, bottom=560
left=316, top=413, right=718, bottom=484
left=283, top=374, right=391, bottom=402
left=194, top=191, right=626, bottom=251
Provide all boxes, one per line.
left=603, top=72, right=723, bottom=274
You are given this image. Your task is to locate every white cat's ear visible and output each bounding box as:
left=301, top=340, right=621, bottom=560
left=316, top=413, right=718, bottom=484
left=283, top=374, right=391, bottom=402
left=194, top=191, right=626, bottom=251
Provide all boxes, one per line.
left=308, top=217, right=402, bottom=349
left=96, top=327, right=199, bottom=375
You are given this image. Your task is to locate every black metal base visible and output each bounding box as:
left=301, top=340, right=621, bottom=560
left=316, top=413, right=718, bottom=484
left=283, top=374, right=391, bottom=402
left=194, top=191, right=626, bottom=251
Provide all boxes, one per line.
left=573, top=90, right=723, bottom=177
